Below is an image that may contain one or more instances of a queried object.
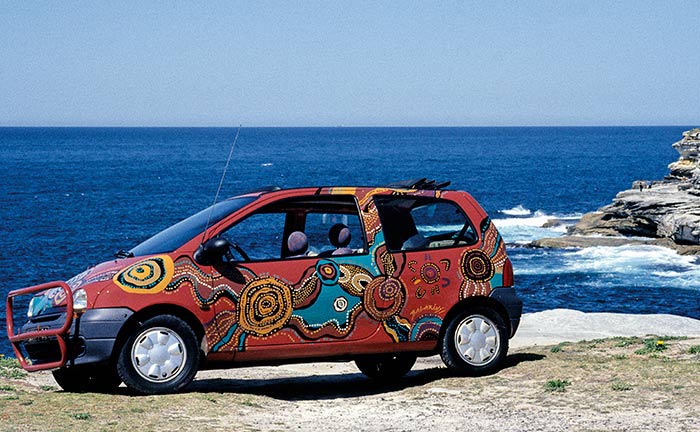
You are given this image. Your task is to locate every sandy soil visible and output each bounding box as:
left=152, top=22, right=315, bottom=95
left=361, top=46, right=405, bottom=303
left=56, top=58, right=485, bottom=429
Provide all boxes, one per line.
left=6, top=308, right=700, bottom=432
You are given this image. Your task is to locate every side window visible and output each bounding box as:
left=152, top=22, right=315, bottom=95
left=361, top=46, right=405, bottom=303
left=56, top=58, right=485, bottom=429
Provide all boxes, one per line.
left=220, top=213, right=286, bottom=261
left=305, top=212, right=366, bottom=256
left=375, top=197, right=476, bottom=252
left=217, top=195, right=366, bottom=261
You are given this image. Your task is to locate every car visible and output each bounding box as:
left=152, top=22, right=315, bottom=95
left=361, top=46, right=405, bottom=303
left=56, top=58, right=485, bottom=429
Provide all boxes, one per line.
left=6, top=178, right=522, bottom=394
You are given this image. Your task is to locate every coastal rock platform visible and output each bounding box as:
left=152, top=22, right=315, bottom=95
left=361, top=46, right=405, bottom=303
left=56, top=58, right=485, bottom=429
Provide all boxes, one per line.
left=532, top=128, right=700, bottom=252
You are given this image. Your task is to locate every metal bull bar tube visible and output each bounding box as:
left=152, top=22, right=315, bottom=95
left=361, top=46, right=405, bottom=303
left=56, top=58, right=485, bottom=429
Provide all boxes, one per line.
left=6, top=281, right=74, bottom=371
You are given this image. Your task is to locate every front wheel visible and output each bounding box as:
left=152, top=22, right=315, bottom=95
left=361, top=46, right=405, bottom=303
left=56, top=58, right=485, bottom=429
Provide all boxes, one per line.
left=440, top=306, right=508, bottom=376
left=117, top=315, right=200, bottom=395
left=52, top=365, right=122, bottom=393
left=355, top=354, right=417, bottom=381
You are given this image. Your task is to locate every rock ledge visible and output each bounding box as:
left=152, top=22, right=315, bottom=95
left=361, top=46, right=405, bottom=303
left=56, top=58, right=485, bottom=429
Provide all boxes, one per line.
left=536, top=128, right=700, bottom=250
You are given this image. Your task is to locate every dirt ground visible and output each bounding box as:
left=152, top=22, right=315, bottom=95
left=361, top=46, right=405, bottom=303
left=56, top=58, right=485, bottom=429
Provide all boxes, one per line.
left=2, top=335, right=700, bottom=432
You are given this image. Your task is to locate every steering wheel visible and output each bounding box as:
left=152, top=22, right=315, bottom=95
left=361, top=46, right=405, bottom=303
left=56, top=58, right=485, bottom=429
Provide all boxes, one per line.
left=230, top=243, right=251, bottom=262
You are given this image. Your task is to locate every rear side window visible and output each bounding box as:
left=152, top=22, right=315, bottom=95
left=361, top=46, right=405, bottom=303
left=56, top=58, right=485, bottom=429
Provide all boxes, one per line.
left=374, top=197, right=477, bottom=252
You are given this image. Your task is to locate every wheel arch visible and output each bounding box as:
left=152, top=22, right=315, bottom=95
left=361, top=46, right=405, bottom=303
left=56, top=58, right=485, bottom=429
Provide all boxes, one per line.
left=111, top=303, right=206, bottom=361
left=439, top=296, right=511, bottom=347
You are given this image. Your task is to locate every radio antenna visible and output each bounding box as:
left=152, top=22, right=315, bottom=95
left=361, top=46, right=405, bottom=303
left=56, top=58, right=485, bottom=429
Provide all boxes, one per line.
left=201, top=125, right=241, bottom=244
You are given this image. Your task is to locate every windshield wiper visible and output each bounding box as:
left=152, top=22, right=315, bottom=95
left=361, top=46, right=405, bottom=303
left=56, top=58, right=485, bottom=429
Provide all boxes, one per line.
left=114, top=249, right=134, bottom=259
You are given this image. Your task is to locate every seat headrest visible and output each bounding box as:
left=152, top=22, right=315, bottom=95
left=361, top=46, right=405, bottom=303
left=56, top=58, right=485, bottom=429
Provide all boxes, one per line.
left=287, top=231, right=308, bottom=255
left=329, top=224, right=351, bottom=248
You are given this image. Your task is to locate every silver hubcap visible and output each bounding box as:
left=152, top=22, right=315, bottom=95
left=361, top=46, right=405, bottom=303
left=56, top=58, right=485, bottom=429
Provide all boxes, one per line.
left=454, top=314, right=500, bottom=366
left=131, top=327, right=186, bottom=383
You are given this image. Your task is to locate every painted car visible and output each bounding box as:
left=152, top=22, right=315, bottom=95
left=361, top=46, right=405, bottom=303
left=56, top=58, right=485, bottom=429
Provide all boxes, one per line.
left=6, top=179, right=522, bottom=394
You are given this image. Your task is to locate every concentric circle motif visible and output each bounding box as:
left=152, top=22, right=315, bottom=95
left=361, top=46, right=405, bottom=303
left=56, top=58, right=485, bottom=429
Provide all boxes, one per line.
left=114, top=255, right=174, bottom=294
left=316, top=260, right=340, bottom=285
left=363, top=276, right=406, bottom=321
left=333, top=296, right=348, bottom=312
left=460, top=249, right=495, bottom=282
left=238, top=277, right=293, bottom=337
left=420, top=262, right=441, bottom=284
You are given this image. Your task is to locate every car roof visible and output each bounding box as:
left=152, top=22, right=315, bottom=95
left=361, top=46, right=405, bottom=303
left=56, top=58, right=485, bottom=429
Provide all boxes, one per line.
left=234, top=178, right=453, bottom=200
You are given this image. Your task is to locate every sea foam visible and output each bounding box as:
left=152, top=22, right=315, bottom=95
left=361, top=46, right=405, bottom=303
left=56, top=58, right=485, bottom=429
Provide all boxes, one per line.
left=513, top=244, right=700, bottom=289
left=492, top=211, right=579, bottom=244
left=500, top=205, right=532, bottom=216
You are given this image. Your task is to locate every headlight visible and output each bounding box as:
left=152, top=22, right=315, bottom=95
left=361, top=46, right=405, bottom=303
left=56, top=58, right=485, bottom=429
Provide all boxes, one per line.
left=27, top=297, right=39, bottom=318
left=73, top=288, right=88, bottom=313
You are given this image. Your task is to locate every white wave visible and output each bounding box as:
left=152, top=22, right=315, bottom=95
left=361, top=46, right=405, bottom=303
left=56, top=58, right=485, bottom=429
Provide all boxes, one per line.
left=651, top=270, right=686, bottom=278
left=513, top=244, right=700, bottom=289
left=501, top=205, right=531, bottom=216
left=261, top=163, right=273, bottom=167
left=567, top=245, right=698, bottom=273
left=493, top=211, right=580, bottom=244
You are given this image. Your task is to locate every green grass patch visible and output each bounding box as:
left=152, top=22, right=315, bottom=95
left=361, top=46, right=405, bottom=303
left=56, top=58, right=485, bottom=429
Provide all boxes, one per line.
left=688, top=345, right=700, bottom=354
left=238, top=397, right=263, bottom=408
left=545, top=379, right=571, bottom=392
left=68, top=413, right=92, bottom=421
left=611, top=381, right=633, bottom=391
left=614, top=338, right=640, bottom=348
left=0, top=385, right=15, bottom=392
left=635, top=339, right=668, bottom=355
left=0, top=356, right=28, bottom=379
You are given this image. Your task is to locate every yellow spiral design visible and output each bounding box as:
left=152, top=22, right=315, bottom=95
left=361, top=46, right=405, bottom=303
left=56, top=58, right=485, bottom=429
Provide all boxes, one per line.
left=238, top=277, right=293, bottom=337
left=113, top=255, right=174, bottom=294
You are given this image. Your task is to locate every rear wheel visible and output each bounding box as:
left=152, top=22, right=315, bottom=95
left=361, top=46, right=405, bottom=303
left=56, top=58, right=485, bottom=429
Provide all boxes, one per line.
left=52, top=365, right=121, bottom=393
left=355, top=354, right=417, bottom=381
left=440, top=306, right=508, bottom=375
left=117, top=315, right=199, bottom=394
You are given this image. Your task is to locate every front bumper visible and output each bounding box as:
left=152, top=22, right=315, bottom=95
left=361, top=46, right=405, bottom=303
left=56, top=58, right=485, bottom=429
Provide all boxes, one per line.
left=7, top=282, right=132, bottom=371
left=20, top=308, right=133, bottom=368
left=489, top=286, right=523, bottom=338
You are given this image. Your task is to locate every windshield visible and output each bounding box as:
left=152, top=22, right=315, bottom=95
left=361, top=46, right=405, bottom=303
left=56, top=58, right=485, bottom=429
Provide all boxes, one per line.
left=130, top=196, right=257, bottom=256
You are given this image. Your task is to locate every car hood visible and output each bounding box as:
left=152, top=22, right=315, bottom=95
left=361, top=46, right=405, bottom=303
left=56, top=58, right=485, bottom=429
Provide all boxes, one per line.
left=28, top=259, right=130, bottom=317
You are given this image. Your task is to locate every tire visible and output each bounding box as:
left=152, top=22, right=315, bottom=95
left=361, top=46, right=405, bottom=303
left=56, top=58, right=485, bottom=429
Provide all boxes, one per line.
left=117, top=315, right=200, bottom=395
left=355, top=354, right=417, bottom=381
left=440, top=306, right=508, bottom=376
left=52, top=365, right=122, bottom=393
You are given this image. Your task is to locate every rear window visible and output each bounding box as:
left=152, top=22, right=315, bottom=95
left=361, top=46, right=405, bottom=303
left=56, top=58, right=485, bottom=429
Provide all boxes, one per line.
left=374, top=197, right=477, bottom=251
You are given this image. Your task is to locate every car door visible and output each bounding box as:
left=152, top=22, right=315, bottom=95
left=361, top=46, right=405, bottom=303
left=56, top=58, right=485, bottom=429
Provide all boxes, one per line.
left=371, top=195, right=478, bottom=343
left=205, top=195, right=381, bottom=355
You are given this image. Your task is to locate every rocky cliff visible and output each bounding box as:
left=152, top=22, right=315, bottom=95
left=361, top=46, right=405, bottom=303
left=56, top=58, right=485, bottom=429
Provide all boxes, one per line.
left=532, top=128, right=700, bottom=254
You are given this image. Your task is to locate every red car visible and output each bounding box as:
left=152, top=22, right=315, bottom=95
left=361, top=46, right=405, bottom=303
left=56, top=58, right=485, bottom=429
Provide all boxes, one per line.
left=7, top=179, right=521, bottom=394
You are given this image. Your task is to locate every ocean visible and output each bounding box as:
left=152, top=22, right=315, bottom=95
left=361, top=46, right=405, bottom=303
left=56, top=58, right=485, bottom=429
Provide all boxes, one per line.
left=2, top=126, right=698, bottom=355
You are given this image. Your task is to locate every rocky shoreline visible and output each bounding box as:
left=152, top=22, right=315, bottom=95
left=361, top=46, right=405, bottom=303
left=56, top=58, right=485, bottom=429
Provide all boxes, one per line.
left=531, top=128, right=700, bottom=255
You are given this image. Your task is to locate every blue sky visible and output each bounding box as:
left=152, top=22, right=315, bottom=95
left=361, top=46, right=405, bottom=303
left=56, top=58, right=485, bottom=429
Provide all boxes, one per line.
left=1, top=1, right=698, bottom=126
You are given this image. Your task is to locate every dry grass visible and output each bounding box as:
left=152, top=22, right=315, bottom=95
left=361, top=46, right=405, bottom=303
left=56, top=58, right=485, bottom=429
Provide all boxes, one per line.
left=1, top=336, right=700, bottom=432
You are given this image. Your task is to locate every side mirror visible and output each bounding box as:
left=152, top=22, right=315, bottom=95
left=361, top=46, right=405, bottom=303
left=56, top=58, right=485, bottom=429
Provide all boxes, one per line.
left=193, top=237, right=231, bottom=266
